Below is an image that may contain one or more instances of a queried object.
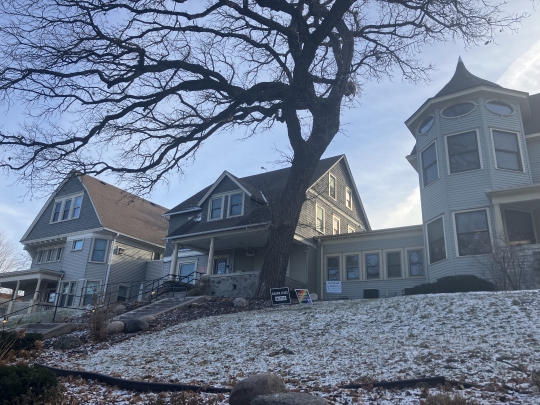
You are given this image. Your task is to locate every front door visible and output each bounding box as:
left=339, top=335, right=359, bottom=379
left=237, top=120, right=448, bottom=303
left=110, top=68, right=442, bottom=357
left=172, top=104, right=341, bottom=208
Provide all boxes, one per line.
left=214, top=258, right=227, bottom=275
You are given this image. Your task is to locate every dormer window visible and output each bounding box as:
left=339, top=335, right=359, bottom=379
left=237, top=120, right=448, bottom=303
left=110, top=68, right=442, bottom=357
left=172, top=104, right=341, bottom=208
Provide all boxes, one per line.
left=207, top=191, right=245, bottom=220
left=51, top=194, right=84, bottom=223
left=209, top=196, right=224, bottom=220
left=328, top=174, right=336, bottom=199
left=345, top=187, right=352, bottom=210
left=229, top=193, right=243, bottom=217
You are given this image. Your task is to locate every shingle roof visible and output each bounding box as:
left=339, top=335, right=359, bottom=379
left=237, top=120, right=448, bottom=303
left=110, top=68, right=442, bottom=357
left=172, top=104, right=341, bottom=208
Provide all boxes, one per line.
left=524, top=93, right=540, bottom=135
left=81, top=175, right=169, bottom=247
left=435, top=58, right=501, bottom=98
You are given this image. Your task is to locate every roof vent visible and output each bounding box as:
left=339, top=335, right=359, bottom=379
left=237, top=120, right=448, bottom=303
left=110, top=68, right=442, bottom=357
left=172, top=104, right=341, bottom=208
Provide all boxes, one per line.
left=100, top=181, right=106, bottom=185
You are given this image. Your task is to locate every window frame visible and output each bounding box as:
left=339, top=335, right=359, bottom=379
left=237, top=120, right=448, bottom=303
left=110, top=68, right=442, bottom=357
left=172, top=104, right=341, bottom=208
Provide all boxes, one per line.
left=227, top=192, right=245, bottom=218
left=315, top=204, right=325, bottom=234
left=345, top=187, right=353, bottom=210
left=484, top=99, right=515, bottom=117
left=426, top=215, right=447, bottom=265
left=89, top=238, right=109, bottom=263
left=444, top=129, right=483, bottom=175
left=328, top=174, right=337, bottom=200
left=363, top=250, right=382, bottom=280
left=37, top=250, right=45, bottom=264
left=332, top=215, right=341, bottom=235
left=503, top=208, right=538, bottom=245
left=178, top=261, right=198, bottom=281
left=384, top=249, right=404, bottom=280
left=440, top=101, right=477, bottom=119
left=82, top=280, right=102, bottom=306
left=325, top=254, right=341, bottom=281
left=405, top=247, right=426, bottom=278
left=452, top=208, right=492, bottom=257
left=71, top=239, right=84, bottom=251
left=60, top=281, right=78, bottom=307
left=207, top=195, right=225, bottom=221
left=420, top=140, right=440, bottom=188
left=50, top=193, right=84, bottom=224
left=417, top=114, right=435, bottom=136
left=490, top=128, right=525, bottom=173
left=347, top=225, right=355, bottom=233
left=344, top=253, right=361, bottom=281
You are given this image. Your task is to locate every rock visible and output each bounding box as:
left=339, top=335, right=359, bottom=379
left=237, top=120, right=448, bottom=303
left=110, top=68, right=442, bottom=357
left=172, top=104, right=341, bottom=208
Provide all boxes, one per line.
left=111, top=304, right=126, bottom=315
left=233, top=298, right=249, bottom=308
left=106, top=321, right=125, bottom=334
left=229, top=373, right=287, bottom=405
left=310, top=293, right=318, bottom=301
left=106, top=312, right=117, bottom=320
left=124, top=319, right=150, bottom=333
left=53, top=336, right=83, bottom=350
left=139, top=315, right=156, bottom=323
left=251, top=393, right=328, bottom=405
left=187, top=288, right=201, bottom=296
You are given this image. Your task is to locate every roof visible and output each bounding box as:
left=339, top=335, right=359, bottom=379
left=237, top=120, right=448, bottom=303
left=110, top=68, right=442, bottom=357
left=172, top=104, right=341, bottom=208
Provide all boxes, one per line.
left=435, top=58, right=502, bottom=98
left=524, top=93, right=540, bottom=135
left=166, top=155, right=345, bottom=239
left=80, top=175, right=169, bottom=247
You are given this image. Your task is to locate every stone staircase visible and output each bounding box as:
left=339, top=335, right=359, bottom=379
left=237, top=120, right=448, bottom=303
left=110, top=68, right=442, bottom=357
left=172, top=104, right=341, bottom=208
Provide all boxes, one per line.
left=114, top=296, right=205, bottom=322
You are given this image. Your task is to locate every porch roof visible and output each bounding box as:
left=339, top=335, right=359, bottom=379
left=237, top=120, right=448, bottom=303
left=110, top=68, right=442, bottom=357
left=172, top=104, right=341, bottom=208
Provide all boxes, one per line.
left=486, top=183, right=540, bottom=205
left=0, top=268, right=63, bottom=284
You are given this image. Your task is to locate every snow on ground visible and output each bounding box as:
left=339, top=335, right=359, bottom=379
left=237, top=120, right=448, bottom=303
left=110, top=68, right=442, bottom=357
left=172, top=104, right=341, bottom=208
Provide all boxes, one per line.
left=4, top=307, right=83, bottom=329
left=40, top=290, right=540, bottom=404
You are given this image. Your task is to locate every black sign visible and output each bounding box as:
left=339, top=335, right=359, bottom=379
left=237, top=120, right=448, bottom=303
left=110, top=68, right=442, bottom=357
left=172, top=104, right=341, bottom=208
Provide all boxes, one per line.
left=270, top=287, right=291, bottom=305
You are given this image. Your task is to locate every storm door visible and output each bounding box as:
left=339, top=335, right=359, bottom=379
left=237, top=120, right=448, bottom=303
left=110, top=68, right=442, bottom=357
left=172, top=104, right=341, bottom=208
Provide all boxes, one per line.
left=214, top=259, right=227, bottom=275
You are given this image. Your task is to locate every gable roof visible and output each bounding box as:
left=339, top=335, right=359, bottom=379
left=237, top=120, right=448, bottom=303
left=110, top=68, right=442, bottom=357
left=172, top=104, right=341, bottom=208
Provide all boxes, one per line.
left=435, top=58, right=502, bottom=98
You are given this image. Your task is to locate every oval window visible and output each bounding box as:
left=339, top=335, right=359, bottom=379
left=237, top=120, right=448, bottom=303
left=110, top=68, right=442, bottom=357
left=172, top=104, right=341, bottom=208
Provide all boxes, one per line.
left=418, top=115, right=434, bottom=135
left=442, top=102, right=475, bottom=118
left=486, top=100, right=513, bottom=115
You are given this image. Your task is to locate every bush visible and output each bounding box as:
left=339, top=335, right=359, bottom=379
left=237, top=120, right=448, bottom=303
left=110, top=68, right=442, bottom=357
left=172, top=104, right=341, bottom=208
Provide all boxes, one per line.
left=0, top=332, right=43, bottom=352
left=420, top=393, right=470, bottom=405
left=0, top=364, right=58, bottom=404
left=405, top=275, right=494, bottom=296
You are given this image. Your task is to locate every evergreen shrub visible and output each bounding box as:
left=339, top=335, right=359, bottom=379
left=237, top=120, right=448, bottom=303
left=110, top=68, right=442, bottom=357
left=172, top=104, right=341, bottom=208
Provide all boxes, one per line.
left=404, top=275, right=494, bottom=296
left=0, top=364, right=58, bottom=404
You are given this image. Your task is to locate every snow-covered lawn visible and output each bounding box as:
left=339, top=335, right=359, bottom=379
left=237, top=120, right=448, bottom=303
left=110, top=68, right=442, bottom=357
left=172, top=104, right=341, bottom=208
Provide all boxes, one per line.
left=41, top=290, right=540, bottom=403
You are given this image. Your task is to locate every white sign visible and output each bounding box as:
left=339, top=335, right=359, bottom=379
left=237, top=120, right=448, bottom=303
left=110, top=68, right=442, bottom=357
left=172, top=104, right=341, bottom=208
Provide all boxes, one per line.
left=326, top=280, right=342, bottom=294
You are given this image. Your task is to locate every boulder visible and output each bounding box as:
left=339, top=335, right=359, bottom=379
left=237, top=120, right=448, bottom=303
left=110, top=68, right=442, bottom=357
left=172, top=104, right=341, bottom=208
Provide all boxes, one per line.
left=187, top=288, right=202, bottom=297
left=53, top=336, right=83, bottom=350
left=229, top=373, right=287, bottom=405
left=106, top=312, right=117, bottom=320
left=139, top=315, right=156, bottom=324
left=111, top=304, right=126, bottom=315
left=106, top=321, right=125, bottom=334
left=310, top=293, right=318, bottom=301
left=233, top=298, right=249, bottom=308
left=251, top=393, right=328, bottom=405
left=124, top=319, right=150, bottom=333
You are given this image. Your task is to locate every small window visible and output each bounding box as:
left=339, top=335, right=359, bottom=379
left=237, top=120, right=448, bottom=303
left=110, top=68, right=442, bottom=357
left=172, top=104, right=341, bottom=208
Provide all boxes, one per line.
left=386, top=252, right=402, bottom=278
left=72, top=240, right=83, bottom=251
left=442, top=102, right=475, bottom=118
left=421, top=142, right=439, bottom=186
left=408, top=250, right=424, bottom=277
left=345, top=255, right=359, bottom=280
left=345, top=188, right=352, bottom=210
left=347, top=225, right=355, bottom=233
left=46, top=249, right=55, bottom=262
left=117, top=286, right=128, bottom=302
left=418, top=115, right=435, bottom=135
left=486, top=100, right=513, bottom=115
left=365, top=253, right=380, bottom=279
left=52, top=202, right=62, bottom=223
left=37, top=250, right=44, bottom=264
left=329, top=174, right=336, bottom=199
left=316, top=205, right=325, bottom=233
left=72, top=196, right=83, bottom=219
left=505, top=210, right=536, bottom=245
left=332, top=216, right=340, bottom=235
left=91, top=239, right=108, bottom=262
left=56, top=247, right=64, bottom=261
left=229, top=193, right=243, bottom=216
left=327, top=256, right=340, bottom=281
left=446, top=131, right=481, bottom=174
left=61, top=199, right=72, bottom=221
left=492, top=130, right=523, bottom=172
left=454, top=210, right=491, bottom=256
left=427, top=217, right=446, bottom=264
left=209, top=197, right=223, bottom=220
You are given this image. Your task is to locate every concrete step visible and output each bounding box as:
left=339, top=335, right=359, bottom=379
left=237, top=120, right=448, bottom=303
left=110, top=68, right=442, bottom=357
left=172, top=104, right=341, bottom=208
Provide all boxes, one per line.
left=114, top=296, right=205, bottom=321
left=18, top=323, right=88, bottom=339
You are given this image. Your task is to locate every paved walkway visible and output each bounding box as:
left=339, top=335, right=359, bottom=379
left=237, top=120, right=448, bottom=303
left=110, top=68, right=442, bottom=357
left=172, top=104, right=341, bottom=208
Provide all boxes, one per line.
left=114, top=296, right=205, bottom=322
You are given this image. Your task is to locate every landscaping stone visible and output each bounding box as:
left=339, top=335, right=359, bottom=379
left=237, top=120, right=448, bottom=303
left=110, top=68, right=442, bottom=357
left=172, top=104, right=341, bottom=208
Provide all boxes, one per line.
left=106, top=321, right=125, bottom=334
left=106, top=312, right=117, bottom=320
left=139, top=315, right=156, bottom=323
left=233, top=297, right=249, bottom=308
left=229, top=373, right=287, bottom=405
left=53, top=336, right=83, bottom=350
left=124, top=319, right=149, bottom=333
left=310, top=293, right=318, bottom=301
left=111, top=305, right=126, bottom=315
left=251, top=393, right=328, bottom=405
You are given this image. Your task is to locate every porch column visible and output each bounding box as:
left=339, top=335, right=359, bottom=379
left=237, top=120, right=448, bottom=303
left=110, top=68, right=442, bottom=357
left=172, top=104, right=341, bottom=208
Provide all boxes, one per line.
left=207, top=237, right=215, bottom=275
left=169, top=243, right=179, bottom=279
left=28, top=276, right=43, bottom=314
left=493, top=203, right=505, bottom=243
left=7, top=280, right=20, bottom=315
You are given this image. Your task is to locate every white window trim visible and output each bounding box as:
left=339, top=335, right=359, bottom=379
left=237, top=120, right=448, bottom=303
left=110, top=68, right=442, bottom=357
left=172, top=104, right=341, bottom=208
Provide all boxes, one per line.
left=178, top=260, right=199, bottom=282
left=89, top=238, right=110, bottom=263
left=207, top=195, right=225, bottom=221
left=363, top=250, right=382, bottom=280
left=489, top=128, right=526, bottom=173
left=420, top=140, right=440, bottom=188
left=405, top=247, right=426, bottom=278
left=344, top=252, right=361, bottom=281
left=81, top=280, right=102, bottom=306
left=383, top=249, right=405, bottom=280
left=345, top=187, right=353, bottom=210
left=60, top=281, right=78, bottom=307
left=440, top=101, right=477, bottom=119
left=50, top=193, right=84, bottom=224
left=347, top=225, right=355, bottom=233
left=328, top=173, right=337, bottom=200
left=452, top=208, right=493, bottom=258
left=36, top=247, right=64, bottom=264
left=227, top=192, right=245, bottom=218
left=315, top=203, right=325, bottom=234
left=484, top=99, right=516, bottom=117
left=417, top=114, right=435, bottom=136
left=502, top=208, right=538, bottom=245
left=444, top=129, right=483, bottom=176
left=426, top=215, right=448, bottom=265
left=332, top=215, right=341, bottom=235
left=324, top=253, right=341, bottom=282
left=71, top=239, right=84, bottom=251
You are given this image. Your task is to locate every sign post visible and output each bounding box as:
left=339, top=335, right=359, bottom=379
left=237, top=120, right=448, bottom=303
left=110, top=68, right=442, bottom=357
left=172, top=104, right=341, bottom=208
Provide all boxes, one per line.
left=270, top=287, right=291, bottom=305
left=325, top=280, right=342, bottom=300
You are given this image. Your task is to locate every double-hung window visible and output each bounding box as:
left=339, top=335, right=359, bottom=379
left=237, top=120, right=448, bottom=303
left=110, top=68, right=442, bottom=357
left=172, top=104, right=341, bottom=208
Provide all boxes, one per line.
left=229, top=193, right=243, bottom=217
left=91, top=239, right=108, bottom=262
left=421, top=142, right=438, bottom=186
left=37, top=250, right=45, bottom=264
left=316, top=205, right=325, bottom=233
left=492, top=130, right=523, bottom=172
left=327, top=256, right=340, bottom=281
left=454, top=209, right=491, bottom=256
left=72, top=196, right=83, bottom=218
left=365, top=253, right=380, bottom=279
left=209, top=197, right=223, bottom=220
left=345, top=255, right=359, bottom=280
left=427, top=217, right=446, bottom=264
left=72, top=239, right=83, bottom=251
left=332, top=216, right=340, bottom=235
left=407, top=249, right=424, bottom=277
left=52, top=202, right=62, bottom=222
left=345, top=188, right=352, bottom=210
left=446, top=131, right=481, bottom=174
left=386, top=251, right=402, bottom=278
left=51, top=194, right=83, bottom=223
left=329, top=174, right=336, bottom=199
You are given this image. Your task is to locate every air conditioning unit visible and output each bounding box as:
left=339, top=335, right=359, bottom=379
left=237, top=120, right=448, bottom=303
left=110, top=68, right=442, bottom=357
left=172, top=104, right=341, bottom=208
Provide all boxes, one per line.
left=114, top=247, right=125, bottom=255
left=246, top=248, right=255, bottom=257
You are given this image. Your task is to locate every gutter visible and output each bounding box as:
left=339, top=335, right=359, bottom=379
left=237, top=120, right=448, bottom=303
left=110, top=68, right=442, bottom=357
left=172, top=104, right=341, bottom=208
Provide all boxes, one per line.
left=165, top=222, right=270, bottom=241
left=103, top=233, right=119, bottom=295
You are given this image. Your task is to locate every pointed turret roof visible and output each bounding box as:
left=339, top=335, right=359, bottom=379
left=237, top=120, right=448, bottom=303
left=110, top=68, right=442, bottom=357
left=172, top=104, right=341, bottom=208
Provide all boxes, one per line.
left=435, top=57, right=501, bottom=97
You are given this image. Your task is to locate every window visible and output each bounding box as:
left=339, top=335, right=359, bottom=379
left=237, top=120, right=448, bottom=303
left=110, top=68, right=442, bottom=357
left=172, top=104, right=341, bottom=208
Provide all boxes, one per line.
left=386, top=251, right=402, bottom=278
left=446, top=131, right=481, bottom=174
left=345, top=255, right=359, bottom=280
left=332, top=216, right=340, bottom=235
left=427, top=217, right=446, bottom=264
left=327, top=256, right=340, bottom=280
left=418, top=115, right=435, bottom=135
left=209, top=197, right=223, bottom=220
left=329, top=174, right=336, bottom=199
left=408, top=249, right=424, bottom=277
left=348, top=225, right=355, bottom=233
left=61, top=199, right=72, bottom=220
left=72, top=196, right=83, bottom=219
left=91, top=239, right=108, bottom=262
left=117, top=286, right=128, bottom=302
left=59, top=281, right=77, bottom=307
left=442, top=102, right=475, bottom=118
left=486, top=100, right=513, bottom=115
left=72, top=239, right=83, bottom=251
left=505, top=210, right=536, bottom=245
left=454, top=209, right=491, bottom=256
left=37, top=251, right=44, bottom=264
left=46, top=249, right=55, bottom=262
left=229, top=193, right=243, bottom=216
left=179, top=262, right=196, bottom=281
left=421, top=142, right=439, bottom=186
left=492, top=130, right=523, bottom=172
left=51, top=194, right=83, bottom=223
left=55, top=247, right=64, bottom=261
left=316, top=205, right=325, bottom=233
left=365, top=253, right=380, bottom=279
left=345, top=188, right=352, bottom=210
left=52, top=202, right=62, bottom=222
left=82, top=281, right=101, bottom=306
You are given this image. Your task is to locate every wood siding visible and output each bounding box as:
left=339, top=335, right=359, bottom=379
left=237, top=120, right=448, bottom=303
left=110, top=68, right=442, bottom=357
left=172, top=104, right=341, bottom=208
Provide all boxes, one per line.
left=527, top=137, right=540, bottom=183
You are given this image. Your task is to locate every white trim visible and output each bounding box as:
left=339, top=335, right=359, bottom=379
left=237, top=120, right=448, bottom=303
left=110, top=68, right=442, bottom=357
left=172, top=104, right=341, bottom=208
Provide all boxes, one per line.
left=164, top=207, right=201, bottom=217
left=324, top=253, right=341, bottom=282
left=207, top=195, right=225, bottom=221
left=343, top=252, right=361, bottom=281
left=88, top=238, right=110, bottom=263
left=345, top=187, right=353, bottom=210
left=384, top=249, right=405, bottom=280
left=227, top=191, right=245, bottom=218
left=489, top=128, right=525, bottom=173
left=315, top=203, right=325, bottom=234
left=309, top=191, right=362, bottom=228
left=80, top=279, right=102, bottom=307
left=328, top=173, right=337, bottom=200
left=425, top=215, right=447, bottom=265
left=417, top=114, right=435, bottom=136
left=444, top=129, right=483, bottom=175
left=363, top=250, right=382, bottom=280
left=319, top=224, right=423, bottom=244
left=484, top=99, right=516, bottom=117
left=332, top=215, right=341, bottom=235
left=420, top=140, right=440, bottom=188
left=347, top=225, right=355, bottom=233
left=71, top=239, right=84, bottom=251
left=197, top=171, right=253, bottom=206
left=440, top=101, right=477, bottom=119
left=405, top=247, right=426, bottom=278
left=525, top=133, right=540, bottom=139
left=502, top=208, right=538, bottom=245
left=452, top=207, right=492, bottom=258
left=36, top=246, right=64, bottom=264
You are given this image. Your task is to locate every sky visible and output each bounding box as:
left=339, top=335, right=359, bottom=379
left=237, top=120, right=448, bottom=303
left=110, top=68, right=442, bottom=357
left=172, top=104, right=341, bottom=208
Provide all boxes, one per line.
left=1, top=0, right=540, bottom=250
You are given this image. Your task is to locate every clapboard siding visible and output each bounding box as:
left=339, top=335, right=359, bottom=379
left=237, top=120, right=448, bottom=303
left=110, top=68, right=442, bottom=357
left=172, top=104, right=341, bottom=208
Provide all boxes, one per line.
left=108, top=242, right=153, bottom=286
left=527, top=138, right=540, bottom=183
left=234, top=250, right=255, bottom=272
left=145, top=261, right=165, bottom=281
left=164, top=214, right=191, bottom=257
left=200, top=177, right=243, bottom=224
left=62, top=237, right=92, bottom=280
left=289, top=246, right=307, bottom=283
left=307, top=246, right=318, bottom=294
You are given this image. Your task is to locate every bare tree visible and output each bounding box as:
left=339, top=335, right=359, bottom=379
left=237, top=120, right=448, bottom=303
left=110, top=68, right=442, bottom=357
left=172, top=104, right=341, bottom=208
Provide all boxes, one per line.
left=0, top=229, right=30, bottom=273
left=0, top=1, right=530, bottom=297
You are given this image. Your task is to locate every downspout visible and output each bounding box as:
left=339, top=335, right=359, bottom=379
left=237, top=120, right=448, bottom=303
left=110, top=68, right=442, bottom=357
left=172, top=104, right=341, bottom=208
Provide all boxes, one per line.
left=319, top=237, right=324, bottom=300
left=103, top=233, right=119, bottom=296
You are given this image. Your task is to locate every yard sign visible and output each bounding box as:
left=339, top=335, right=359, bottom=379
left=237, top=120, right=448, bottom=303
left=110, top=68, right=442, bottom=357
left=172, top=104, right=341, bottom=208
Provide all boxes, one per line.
left=295, top=289, right=312, bottom=304
left=270, top=287, right=291, bottom=305
left=326, top=280, right=342, bottom=294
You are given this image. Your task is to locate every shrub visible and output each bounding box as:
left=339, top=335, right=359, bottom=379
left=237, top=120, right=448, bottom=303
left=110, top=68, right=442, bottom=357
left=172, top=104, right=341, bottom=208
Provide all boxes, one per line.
left=89, top=306, right=109, bottom=342
left=405, top=275, right=494, bottom=296
left=420, top=393, right=471, bottom=405
left=0, top=331, right=43, bottom=352
left=0, top=364, right=58, bottom=404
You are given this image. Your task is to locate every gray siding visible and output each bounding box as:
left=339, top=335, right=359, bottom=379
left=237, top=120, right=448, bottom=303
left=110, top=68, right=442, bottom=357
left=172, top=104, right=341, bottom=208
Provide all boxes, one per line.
left=62, top=237, right=93, bottom=281
left=306, top=246, right=318, bottom=294
left=234, top=250, right=255, bottom=272
left=164, top=214, right=191, bottom=257
left=527, top=137, right=540, bottom=183
left=107, top=242, right=153, bottom=286
left=289, top=245, right=307, bottom=283
left=31, top=244, right=65, bottom=271
left=145, top=261, right=165, bottom=281
left=199, top=177, right=244, bottom=224
left=23, top=177, right=102, bottom=242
